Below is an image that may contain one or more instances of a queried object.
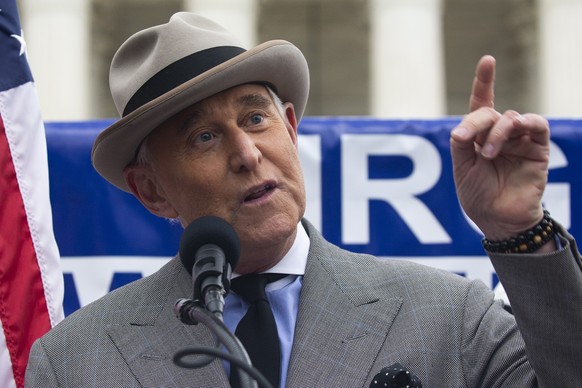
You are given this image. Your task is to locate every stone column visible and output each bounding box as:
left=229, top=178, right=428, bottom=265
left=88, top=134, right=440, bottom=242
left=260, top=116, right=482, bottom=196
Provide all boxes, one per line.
left=369, top=0, right=445, bottom=117
left=537, top=0, right=582, bottom=116
left=20, top=0, right=91, bottom=121
left=182, top=0, right=258, bottom=47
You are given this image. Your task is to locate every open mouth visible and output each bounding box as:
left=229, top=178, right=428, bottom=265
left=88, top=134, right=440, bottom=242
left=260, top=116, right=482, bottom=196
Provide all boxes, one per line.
left=244, top=183, right=274, bottom=202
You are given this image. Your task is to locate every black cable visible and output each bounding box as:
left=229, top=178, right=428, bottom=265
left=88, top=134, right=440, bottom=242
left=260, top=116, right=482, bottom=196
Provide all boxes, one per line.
left=173, top=299, right=258, bottom=388
left=173, top=346, right=274, bottom=388
left=177, top=337, right=222, bottom=369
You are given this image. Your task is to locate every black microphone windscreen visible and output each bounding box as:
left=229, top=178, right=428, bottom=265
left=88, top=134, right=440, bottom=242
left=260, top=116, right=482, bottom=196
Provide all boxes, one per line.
left=179, top=216, right=240, bottom=274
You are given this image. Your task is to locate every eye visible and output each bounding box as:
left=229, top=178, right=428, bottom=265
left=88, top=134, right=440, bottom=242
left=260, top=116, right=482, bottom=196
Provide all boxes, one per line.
left=249, top=113, right=264, bottom=125
left=197, top=131, right=215, bottom=143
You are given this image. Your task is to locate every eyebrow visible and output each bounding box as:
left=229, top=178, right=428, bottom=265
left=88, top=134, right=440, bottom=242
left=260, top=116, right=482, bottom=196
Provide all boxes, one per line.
left=177, top=107, right=208, bottom=135
left=235, top=93, right=273, bottom=110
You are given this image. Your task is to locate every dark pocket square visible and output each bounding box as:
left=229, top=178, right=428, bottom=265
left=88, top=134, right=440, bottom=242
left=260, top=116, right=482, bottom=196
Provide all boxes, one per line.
left=369, top=363, right=423, bottom=388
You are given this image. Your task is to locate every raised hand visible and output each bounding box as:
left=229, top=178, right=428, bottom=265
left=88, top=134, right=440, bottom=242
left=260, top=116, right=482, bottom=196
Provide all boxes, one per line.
left=450, top=55, right=550, bottom=242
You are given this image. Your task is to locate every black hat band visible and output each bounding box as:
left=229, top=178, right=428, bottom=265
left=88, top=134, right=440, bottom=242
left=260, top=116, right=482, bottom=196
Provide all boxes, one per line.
left=123, top=46, right=246, bottom=116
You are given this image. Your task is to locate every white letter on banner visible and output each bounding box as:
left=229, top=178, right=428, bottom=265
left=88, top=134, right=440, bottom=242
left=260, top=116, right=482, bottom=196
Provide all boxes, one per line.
left=298, top=135, right=322, bottom=230
left=341, top=134, right=450, bottom=244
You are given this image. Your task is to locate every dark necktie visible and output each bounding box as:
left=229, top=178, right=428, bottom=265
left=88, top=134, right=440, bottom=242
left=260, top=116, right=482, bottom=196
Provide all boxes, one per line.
left=229, top=273, right=285, bottom=388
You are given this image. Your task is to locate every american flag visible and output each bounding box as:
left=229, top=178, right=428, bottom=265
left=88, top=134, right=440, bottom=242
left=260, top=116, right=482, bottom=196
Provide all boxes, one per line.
left=0, top=1, right=64, bottom=387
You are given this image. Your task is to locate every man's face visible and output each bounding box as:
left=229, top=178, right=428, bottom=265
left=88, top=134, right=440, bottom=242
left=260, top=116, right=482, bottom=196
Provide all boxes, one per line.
left=131, top=84, right=306, bottom=272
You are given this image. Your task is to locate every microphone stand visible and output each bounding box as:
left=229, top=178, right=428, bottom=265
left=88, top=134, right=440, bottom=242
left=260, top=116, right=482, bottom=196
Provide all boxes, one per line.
left=174, top=217, right=272, bottom=388
left=173, top=298, right=274, bottom=388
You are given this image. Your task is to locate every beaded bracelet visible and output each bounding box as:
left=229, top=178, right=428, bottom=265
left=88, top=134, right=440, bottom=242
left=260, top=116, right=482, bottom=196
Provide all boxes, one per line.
left=482, top=210, right=554, bottom=254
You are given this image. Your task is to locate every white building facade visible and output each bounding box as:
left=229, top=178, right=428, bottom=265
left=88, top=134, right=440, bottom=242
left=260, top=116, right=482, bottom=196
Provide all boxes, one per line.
left=19, top=0, right=582, bottom=121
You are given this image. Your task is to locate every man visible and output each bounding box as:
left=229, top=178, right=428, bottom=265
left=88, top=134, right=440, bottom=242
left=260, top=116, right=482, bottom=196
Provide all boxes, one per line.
left=26, top=12, right=581, bottom=387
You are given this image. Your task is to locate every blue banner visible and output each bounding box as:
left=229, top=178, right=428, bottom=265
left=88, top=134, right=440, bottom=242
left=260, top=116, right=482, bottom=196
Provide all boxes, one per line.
left=46, top=118, right=582, bottom=315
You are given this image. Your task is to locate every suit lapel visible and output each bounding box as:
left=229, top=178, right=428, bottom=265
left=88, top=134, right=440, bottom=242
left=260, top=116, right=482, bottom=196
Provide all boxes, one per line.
left=106, top=258, right=230, bottom=387
left=287, top=223, right=403, bottom=387
left=104, top=224, right=403, bottom=387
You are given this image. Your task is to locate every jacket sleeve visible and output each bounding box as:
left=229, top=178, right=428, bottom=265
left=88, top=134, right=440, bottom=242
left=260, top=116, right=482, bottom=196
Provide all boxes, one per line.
left=487, top=221, right=582, bottom=387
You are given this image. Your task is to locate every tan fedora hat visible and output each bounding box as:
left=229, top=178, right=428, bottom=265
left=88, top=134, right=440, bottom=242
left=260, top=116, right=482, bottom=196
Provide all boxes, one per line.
left=91, top=12, right=310, bottom=192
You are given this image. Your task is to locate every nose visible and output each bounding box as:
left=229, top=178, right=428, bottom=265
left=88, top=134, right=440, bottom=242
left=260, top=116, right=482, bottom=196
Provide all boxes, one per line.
left=228, top=130, right=262, bottom=172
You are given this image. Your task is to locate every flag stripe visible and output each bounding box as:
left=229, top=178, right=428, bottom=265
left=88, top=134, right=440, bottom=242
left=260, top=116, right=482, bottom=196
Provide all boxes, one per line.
left=0, top=83, right=64, bottom=327
left=0, top=73, right=64, bottom=388
left=0, top=114, right=50, bottom=386
left=0, top=103, right=53, bottom=386
left=0, top=321, right=17, bottom=388
left=0, top=2, right=64, bottom=387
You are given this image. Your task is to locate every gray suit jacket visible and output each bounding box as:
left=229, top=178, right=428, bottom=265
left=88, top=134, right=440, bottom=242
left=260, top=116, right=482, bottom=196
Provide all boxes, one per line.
left=25, top=219, right=582, bottom=387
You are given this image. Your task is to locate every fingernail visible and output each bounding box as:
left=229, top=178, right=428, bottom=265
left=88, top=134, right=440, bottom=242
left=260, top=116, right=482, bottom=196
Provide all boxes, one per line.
left=481, top=143, right=495, bottom=158
left=515, top=114, right=526, bottom=124
left=452, top=126, right=468, bottom=138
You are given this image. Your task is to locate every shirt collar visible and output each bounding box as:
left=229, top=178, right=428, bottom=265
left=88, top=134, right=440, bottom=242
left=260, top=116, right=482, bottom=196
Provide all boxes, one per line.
left=233, top=222, right=310, bottom=277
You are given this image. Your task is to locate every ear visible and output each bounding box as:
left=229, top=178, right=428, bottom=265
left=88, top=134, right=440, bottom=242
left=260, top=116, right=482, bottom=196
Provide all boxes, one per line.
left=123, top=165, right=179, bottom=219
left=283, top=102, right=299, bottom=146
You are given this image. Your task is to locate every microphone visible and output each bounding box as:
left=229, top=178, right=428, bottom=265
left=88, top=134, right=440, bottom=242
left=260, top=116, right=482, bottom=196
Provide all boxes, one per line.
left=178, top=216, right=240, bottom=320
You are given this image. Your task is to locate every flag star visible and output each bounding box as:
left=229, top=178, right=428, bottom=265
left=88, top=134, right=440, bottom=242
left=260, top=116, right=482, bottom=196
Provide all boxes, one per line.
left=11, top=29, right=27, bottom=56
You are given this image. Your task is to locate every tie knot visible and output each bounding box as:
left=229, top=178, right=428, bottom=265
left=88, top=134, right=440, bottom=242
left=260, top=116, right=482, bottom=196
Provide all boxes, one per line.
left=230, top=273, right=286, bottom=303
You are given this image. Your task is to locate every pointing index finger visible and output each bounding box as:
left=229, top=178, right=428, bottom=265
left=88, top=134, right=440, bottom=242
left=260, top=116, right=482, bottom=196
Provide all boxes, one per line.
left=469, top=55, right=496, bottom=112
